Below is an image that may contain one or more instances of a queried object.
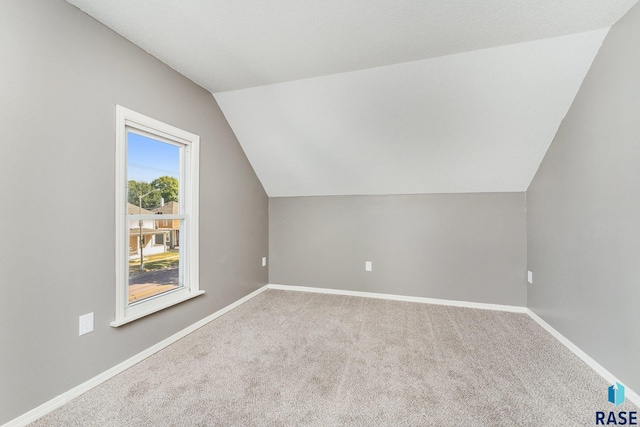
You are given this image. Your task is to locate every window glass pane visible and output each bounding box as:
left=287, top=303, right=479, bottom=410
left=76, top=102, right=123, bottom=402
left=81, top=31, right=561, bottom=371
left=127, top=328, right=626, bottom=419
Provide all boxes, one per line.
left=126, top=131, right=180, bottom=211
left=128, top=219, right=183, bottom=304
left=126, top=130, right=182, bottom=305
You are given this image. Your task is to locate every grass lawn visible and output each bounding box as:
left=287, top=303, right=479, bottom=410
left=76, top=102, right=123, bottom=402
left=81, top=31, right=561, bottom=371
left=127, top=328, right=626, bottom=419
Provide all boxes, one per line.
left=129, top=250, right=179, bottom=275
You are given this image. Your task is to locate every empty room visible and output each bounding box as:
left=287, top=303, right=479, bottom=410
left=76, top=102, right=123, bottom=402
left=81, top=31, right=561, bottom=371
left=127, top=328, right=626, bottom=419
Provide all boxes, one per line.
left=2, top=0, right=639, bottom=425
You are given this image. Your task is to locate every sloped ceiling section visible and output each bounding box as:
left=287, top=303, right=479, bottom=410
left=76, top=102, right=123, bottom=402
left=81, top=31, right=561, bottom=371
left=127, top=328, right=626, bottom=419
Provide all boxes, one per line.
left=215, top=30, right=608, bottom=196
left=66, top=0, right=635, bottom=92
left=65, top=0, right=638, bottom=196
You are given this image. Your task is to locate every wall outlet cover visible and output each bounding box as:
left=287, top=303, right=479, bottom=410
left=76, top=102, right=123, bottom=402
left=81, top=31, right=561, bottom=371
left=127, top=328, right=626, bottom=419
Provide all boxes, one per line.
left=365, top=261, right=372, bottom=272
left=262, top=257, right=267, bottom=267
left=527, top=271, right=533, bottom=284
left=79, top=312, right=94, bottom=336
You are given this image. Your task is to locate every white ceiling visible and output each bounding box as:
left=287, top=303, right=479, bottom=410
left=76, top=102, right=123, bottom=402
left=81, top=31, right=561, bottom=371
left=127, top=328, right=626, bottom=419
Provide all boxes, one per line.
left=66, top=0, right=638, bottom=196
left=215, top=30, right=608, bottom=196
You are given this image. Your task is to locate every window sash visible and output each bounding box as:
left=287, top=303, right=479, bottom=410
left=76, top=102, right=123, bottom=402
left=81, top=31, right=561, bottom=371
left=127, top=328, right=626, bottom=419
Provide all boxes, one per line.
left=127, top=218, right=185, bottom=304
left=127, top=214, right=186, bottom=221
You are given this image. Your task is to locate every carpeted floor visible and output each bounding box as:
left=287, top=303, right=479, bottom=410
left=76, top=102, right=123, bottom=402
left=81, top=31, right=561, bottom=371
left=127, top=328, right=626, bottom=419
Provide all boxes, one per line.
left=31, top=289, right=637, bottom=426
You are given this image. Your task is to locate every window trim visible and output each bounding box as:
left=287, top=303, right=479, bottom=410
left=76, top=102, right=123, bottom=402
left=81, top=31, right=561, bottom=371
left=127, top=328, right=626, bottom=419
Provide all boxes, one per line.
left=112, top=105, right=202, bottom=327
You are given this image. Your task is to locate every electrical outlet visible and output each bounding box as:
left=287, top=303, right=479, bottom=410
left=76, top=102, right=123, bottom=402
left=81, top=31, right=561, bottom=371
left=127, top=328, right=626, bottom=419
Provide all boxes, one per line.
left=262, top=257, right=267, bottom=267
left=79, top=312, right=94, bottom=336
left=365, top=261, right=372, bottom=272
left=527, top=271, right=533, bottom=284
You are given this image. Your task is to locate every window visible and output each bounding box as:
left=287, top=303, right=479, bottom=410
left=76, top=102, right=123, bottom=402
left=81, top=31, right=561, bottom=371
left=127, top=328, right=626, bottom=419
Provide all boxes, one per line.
left=112, top=105, right=202, bottom=327
left=154, top=233, right=165, bottom=246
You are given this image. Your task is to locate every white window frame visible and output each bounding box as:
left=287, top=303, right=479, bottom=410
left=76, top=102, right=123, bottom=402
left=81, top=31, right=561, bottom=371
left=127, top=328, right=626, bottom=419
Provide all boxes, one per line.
left=112, top=105, right=202, bottom=327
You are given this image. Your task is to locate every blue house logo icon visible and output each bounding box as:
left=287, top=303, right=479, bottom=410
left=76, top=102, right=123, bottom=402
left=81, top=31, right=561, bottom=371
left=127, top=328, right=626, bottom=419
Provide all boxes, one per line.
left=596, top=382, right=636, bottom=425
left=608, top=382, right=625, bottom=406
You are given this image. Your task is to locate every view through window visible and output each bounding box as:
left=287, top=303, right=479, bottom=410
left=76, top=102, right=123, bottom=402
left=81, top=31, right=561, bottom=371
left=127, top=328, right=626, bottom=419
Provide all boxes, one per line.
left=127, top=131, right=182, bottom=304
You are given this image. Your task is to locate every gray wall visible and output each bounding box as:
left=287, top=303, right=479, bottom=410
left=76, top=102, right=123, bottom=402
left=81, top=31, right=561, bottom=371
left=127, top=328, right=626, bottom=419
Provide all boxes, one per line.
left=270, top=193, right=526, bottom=306
left=527, top=2, right=640, bottom=395
left=0, top=0, right=268, bottom=423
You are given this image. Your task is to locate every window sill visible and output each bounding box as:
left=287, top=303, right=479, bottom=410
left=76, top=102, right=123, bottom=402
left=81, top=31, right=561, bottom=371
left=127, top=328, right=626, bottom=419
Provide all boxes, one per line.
left=110, top=289, right=205, bottom=327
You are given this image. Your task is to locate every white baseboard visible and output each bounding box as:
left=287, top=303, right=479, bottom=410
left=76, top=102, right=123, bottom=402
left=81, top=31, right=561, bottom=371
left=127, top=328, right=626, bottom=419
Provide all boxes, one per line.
left=268, top=284, right=639, bottom=407
left=266, top=284, right=528, bottom=313
left=2, top=285, right=270, bottom=427
left=526, top=309, right=640, bottom=408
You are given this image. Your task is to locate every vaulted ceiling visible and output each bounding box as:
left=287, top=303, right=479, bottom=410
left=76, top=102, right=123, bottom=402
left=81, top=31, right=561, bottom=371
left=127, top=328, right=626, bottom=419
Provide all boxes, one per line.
left=66, top=0, right=638, bottom=196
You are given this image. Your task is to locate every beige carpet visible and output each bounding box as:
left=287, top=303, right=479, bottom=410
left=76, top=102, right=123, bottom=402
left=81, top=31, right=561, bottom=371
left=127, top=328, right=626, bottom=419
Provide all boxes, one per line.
left=31, top=289, right=637, bottom=426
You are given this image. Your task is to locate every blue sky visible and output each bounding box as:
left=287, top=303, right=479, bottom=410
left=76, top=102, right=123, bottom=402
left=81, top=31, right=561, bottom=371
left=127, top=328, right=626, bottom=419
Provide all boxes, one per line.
left=127, top=132, right=179, bottom=182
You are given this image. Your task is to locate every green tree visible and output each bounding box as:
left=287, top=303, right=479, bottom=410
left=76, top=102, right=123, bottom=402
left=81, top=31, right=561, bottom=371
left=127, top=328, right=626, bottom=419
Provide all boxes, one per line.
left=127, top=176, right=178, bottom=210
left=151, top=176, right=179, bottom=204
left=128, top=180, right=160, bottom=210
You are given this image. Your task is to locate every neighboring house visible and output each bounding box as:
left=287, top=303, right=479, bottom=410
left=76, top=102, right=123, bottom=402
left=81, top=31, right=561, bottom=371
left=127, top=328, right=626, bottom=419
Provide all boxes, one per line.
left=128, top=203, right=168, bottom=259
left=152, top=200, right=180, bottom=249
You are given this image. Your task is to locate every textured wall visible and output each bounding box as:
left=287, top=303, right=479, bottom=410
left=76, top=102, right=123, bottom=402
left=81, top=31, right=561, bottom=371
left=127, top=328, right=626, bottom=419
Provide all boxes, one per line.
left=0, top=0, right=268, bottom=423
left=527, top=2, right=640, bottom=395
left=270, top=193, right=526, bottom=306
